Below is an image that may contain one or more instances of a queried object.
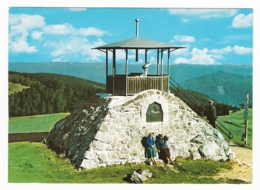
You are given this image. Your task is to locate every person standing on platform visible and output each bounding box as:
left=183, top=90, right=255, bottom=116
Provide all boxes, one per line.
left=207, top=100, right=218, bottom=128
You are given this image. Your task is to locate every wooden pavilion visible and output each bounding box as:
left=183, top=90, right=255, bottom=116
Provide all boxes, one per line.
left=92, top=19, right=185, bottom=96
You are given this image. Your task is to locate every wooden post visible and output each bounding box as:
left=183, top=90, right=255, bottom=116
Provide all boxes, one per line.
left=161, top=49, right=163, bottom=91
left=106, top=49, right=108, bottom=93
left=125, top=49, right=128, bottom=96
left=157, top=49, right=159, bottom=75
left=145, top=49, right=148, bottom=64
left=112, top=49, right=116, bottom=95
left=168, top=49, right=170, bottom=92
left=243, top=94, right=249, bottom=146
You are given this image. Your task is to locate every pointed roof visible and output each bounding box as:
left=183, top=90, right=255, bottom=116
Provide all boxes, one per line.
left=92, top=37, right=185, bottom=50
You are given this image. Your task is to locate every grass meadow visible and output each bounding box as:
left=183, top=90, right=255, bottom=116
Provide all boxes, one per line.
left=217, top=109, right=252, bottom=149
left=9, top=113, right=70, bottom=133
left=8, top=82, right=30, bottom=95
left=9, top=142, right=245, bottom=184
left=7, top=109, right=252, bottom=184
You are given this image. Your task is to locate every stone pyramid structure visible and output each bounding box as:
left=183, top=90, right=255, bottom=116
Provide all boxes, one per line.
left=45, top=89, right=235, bottom=169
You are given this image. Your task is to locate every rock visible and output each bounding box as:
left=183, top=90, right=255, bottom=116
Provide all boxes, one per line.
left=130, top=169, right=153, bottom=183
left=228, top=152, right=236, bottom=160
left=198, top=142, right=227, bottom=160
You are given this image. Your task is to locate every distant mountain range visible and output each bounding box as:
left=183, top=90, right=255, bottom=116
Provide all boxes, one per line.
left=8, top=62, right=252, bottom=84
left=180, top=71, right=252, bottom=107
left=8, top=62, right=253, bottom=107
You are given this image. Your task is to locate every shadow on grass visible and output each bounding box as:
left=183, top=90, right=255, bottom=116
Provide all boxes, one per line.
left=123, top=174, right=133, bottom=183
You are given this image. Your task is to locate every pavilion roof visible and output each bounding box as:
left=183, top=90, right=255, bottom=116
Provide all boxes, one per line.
left=92, top=37, right=185, bottom=50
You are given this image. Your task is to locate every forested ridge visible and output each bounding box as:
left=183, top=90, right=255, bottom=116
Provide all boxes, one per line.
left=180, top=71, right=252, bottom=107
left=8, top=72, right=105, bottom=117
left=8, top=71, right=240, bottom=118
left=171, top=88, right=238, bottom=117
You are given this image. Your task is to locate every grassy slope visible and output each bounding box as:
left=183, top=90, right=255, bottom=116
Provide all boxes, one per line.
left=8, top=113, right=70, bottom=133
left=8, top=82, right=30, bottom=95
left=9, top=142, right=246, bottom=184
left=217, top=109, right=252, bottom=149
left=7, top=110, right=252, bottom=184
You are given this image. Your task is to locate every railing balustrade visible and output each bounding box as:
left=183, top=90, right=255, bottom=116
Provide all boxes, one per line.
left=169, top=77, right=233, bottom=144
left=106, top=75, right=169, bottom=95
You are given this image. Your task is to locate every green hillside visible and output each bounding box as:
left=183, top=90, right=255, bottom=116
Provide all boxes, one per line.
left=218, top=109, right=252, bottom=149
left=9, top=113, right=70, bottom=133
left=8, top=72, right=105, bottom=117
left=9, top=142, right=240, bottom=183
left=8, top=82, right=30, bottom=95
left=180, top=71, right=252, bottom=107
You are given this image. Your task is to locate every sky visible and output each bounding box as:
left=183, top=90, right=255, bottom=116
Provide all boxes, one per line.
left=8, top=6, right=254, bottom=65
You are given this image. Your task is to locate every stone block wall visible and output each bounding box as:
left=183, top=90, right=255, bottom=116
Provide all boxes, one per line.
left=45, top=89, right=235, bottom=169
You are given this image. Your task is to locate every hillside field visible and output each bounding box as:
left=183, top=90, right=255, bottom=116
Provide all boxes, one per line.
left=8, top=82, right=30, bottom=95
left=7, top=110, right=252, bottom=183
left=217, top=109, right=252, bottom=149
left=8, top=141, right=243, bottom=184
left=8, top=113, right=70, bottom=133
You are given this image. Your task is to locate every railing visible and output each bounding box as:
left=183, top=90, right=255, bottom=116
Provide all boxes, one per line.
left=106, top=75, right=169, bottom=95
left=169, top=77, right=233, bottom=144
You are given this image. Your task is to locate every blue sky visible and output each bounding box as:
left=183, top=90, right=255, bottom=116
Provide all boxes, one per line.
left=8, top=6, right=253, bottom=65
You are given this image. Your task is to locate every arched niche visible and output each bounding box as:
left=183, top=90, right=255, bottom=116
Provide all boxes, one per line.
left=140, top=91, right=169, bottom=123
left=146, top=102, right=163, bottom=122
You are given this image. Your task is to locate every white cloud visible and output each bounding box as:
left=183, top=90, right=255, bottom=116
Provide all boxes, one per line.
left=9, top=13, right=109, bottom=58
left=78, top=27, right=109, bottom=36
left=46, top=36, right=109, bottom=62
left=48, top=37, right=88, bottom=57
left=9, top=14, right=45, bottom=53
left=66, top=45, right=72, bottom=50
left=174, top=48, right=216, bottom=65
left=31, top=30, right=43, bottom=40
left=172, top=35, right=195, bottom=43
left=174, top=57, right=190, bottom=64
left=9, top=14, right=21, bottom=26
left=174, top=45, right=252, bottom=65
left=209, top=46, right=232, bottom=54
left=10, top=14, right=45, bottom=30
left=9, top=38, right=37, bottom=53
left=190, top=48, right=215, bottom=64
left=51, top=49, right=65, bottom=57
left=43, top=23, right=75, bottom=35
left=83, top=38, right=107, bottom=61
left=149, top=56, right=156, bottom=63
left=232, top=45, right=252, bottom=54
left=182, top=18, right=189, bottom=23
left=43, top=24, right=109, bottom=36
left=232, top=13, right=253, bottom=28
left=212, top=55, right=224, bottom=60
left=210, top=45, right=252, bottom=55
left=168, top=9, right=238, bottom=19
left=52, top=57, right=63, bottom=62
left=68, top=8, right=87, bottom=11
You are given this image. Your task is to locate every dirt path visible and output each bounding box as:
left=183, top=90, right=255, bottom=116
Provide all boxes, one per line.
left=213, top=145, right=252, bottom=183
